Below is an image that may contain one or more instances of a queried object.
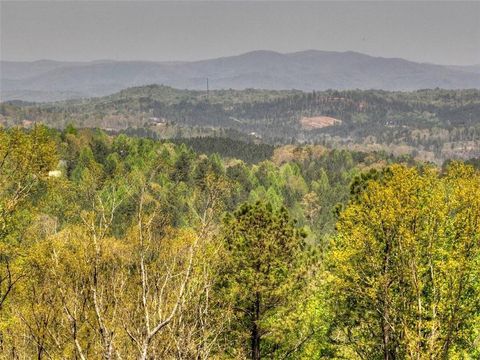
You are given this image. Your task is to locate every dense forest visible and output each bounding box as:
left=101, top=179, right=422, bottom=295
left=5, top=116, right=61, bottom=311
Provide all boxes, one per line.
left=1, top=86, right=480, bottom=163
left=1, top=125, right=479, bottom=359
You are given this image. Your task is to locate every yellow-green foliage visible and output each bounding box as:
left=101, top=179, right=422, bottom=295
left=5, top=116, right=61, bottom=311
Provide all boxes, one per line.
left=330, top=163, right=480, bottom=359
left=1, top=126, right=479, bottom=359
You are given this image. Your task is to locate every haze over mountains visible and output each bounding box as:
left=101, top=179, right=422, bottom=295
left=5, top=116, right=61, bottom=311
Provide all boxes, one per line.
left=2, top=50, right=480, bottom=102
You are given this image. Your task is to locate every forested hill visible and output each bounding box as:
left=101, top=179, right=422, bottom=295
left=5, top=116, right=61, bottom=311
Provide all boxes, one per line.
left=1, top=126, right=479, bottom=358
left=2, top=50, right=480, bottom=102
left=2, top=85, right=480, bottom=163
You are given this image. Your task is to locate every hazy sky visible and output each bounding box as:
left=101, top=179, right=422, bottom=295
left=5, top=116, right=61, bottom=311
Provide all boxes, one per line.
left=1, top=1, right=479, bottom=65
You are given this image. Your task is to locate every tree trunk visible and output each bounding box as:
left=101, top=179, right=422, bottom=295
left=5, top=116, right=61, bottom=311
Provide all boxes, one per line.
left=382, top=314, right=392, bottom=360
left=382, top=235, right=395, bottom=360
left=251, top=292, right=261, bottom=360
left=139, top=342, right=148, bottom=360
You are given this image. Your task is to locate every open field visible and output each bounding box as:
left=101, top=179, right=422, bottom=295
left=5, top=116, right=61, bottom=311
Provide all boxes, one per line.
left=300, top=115, right=342, bottom=129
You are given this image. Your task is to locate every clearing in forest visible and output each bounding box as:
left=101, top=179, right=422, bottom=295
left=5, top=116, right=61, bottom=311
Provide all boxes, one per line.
left=300, top=116, right=342, bottom=129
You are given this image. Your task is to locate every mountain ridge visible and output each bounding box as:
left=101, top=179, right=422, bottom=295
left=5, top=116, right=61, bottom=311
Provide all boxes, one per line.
left=2, top=50, right=480, bottom=102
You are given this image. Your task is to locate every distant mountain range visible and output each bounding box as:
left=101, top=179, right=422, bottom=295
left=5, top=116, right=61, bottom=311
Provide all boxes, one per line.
left=2, top=50, right=480, bottom=102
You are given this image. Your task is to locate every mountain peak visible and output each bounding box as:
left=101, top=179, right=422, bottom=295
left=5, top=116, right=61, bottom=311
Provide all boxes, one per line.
left=243, top=50, right=282, bottom=55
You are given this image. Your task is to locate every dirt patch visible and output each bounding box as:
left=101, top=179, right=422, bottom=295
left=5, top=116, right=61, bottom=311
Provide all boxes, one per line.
left=300, top=116, right=341, bottom=130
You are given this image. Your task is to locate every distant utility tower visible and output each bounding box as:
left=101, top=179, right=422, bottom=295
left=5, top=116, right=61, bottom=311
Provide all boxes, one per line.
left=206, top=77, right=209, bottom=101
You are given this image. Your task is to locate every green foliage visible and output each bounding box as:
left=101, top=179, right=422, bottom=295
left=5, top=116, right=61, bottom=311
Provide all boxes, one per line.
left=0, top=125, right=57, bottom=241
left=0, top=127, right=478, bottom=359
left=4, top=86, right=480, bottom=163
left=170, top=137, right=274, bottom=163
left=219, top=201, right=309, bottom=358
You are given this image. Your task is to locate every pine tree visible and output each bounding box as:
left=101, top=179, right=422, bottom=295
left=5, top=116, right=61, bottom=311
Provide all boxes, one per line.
left=219, top=201, right=307, bottom=359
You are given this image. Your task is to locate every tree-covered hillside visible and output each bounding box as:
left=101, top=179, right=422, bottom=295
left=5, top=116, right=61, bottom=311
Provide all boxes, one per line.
left=1, top=125, right=479, bottom=359
left=2, top=85, right=479, bottom=163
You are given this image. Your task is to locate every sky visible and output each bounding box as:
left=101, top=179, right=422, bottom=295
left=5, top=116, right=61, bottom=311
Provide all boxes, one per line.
left=1, top=1, right=479, bottom=66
